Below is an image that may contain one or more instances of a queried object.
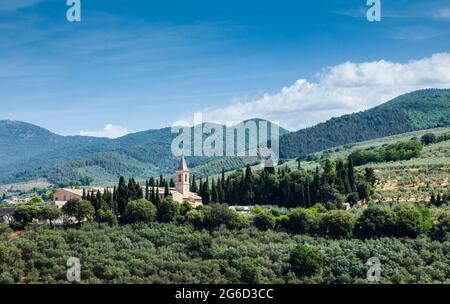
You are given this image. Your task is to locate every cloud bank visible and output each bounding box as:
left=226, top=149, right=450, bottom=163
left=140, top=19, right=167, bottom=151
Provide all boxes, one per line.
left=198, top=53, right=450, bottom=131
left=80, top=124, right=129, bottom=139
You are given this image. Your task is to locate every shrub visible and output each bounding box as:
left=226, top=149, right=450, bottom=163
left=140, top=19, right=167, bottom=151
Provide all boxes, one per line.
left=186, top=234, right=212, bottom=259
left=0, top=272, right=14, bottom=284
left=421, top=133, right=436, bottom=145
left=253, top=212, right=276, bottom=231
left=157, top=197, right=180, bottom=223
left=179, top=201, right=193, bottom=216
left=203, top=203, right=235, bottom=230
left=287, top=208, right=319, bottom=235
left=185, top=209, right=205, bottom=228
left=228, top=212, right=249, bottom=230
left=275, top=215, right=289, bottom=230
left=13, top=203, right=40, bottom=227
left=96, top=209, right=118, bottom=226
left=28, top=196, right=44, bottom=205
left=394, top=206, right=423, bottom=238
left=319, top=210, right=355, bottom=238
left=355, top=207, right=397, bottom=238
left=431, top=212, right=450, bottom=241
left=289, top=244, right=324, bottom=278
left=123, top=199, right=156, bottom=223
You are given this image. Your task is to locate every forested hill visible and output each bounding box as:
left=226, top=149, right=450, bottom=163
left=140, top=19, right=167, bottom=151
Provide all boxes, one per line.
left=0, top=119, right=285, bottom=185
left=280, top=89, right=450, bottom=158
left=0, top=89, right=449, bottom=185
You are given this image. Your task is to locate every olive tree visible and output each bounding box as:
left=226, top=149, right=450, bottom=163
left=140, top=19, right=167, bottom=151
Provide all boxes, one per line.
left=157, top=196, right=180, bottom=223
left=40, top=205, right=62, bottom=228
left=289, top=244, right=324, bottom=278
left=62, top=199, right=95, bottom=225
left=355, top=207, right=397, bottom=238
left=319, top=210, right=355, bottom=238
left=13, top=203, right=40, bottom=227
left=123, top=199, right=156, bottom=223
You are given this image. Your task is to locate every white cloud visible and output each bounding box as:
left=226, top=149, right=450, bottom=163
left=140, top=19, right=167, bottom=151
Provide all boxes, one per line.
left=0, top=0, right=45, bottom=11
left=197, top=53, right=450, bottom=131
left=80, top=124, right=129, bottom=139
left=430, top=8, right=450, bottom=20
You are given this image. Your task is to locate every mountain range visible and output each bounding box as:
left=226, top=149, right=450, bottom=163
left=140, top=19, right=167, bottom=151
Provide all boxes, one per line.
left=0, top=89, right=449, bottom=186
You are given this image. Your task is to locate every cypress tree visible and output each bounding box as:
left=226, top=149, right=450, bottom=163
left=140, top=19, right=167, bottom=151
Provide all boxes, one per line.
left=135, top=182, right=142, bottom=199
left=113, top=186, right=117, bottom=202
left=117, top=176, right=128, bottom=215
left=155, top=187, right=161, bottom=206
left=217, top=177, right=223, bottom=203
left=224, top=177, right=231, bottom=204
left=191, top=175, right=198, bottom=193
left=347, top=158, right=356, bottom=192
left=211, top=178, right=218, bottom=203
left=221, top=168, right=226, bottom=190
left=203, top=178, right=210, bottom=204
left=164, top=183, right=170, bottom=197
left=90, top=191, right=99, bottom=211
left=312, top=167, right=320, bottom=203
left=145, top=181, right=149, bottom=200
left=199, top=178, right=203, bottom=198
left=150, top=185, right=155, bottom=202
left=304, top=181, right=311, bottom=208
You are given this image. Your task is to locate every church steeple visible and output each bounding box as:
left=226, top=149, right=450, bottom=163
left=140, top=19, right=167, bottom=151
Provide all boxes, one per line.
left=177, top=154, right=188, bottom=171
left=175, top=155, right=189, bottom=195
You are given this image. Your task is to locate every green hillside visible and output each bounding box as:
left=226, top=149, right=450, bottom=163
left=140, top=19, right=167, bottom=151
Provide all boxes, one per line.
left=280, top=89, right=450, bottom=159
left=0, top=119, right=284, bottom=185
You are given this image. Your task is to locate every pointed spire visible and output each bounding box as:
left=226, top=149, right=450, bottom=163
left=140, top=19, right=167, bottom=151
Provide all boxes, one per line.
left=177, top=154, right=188, bottom=171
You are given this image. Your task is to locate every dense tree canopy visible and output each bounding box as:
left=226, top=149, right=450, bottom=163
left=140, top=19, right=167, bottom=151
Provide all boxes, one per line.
left=1, top=222, right=449, bottom=284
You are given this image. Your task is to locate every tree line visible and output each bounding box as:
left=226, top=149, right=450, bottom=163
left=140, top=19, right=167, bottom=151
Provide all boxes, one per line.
left=195, top=158, right=374, bottom=209
left=348, top=139, right=423, bottom=166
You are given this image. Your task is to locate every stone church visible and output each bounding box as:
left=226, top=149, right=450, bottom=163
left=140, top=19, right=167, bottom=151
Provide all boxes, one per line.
left=153, top=155, right=203, bottom=207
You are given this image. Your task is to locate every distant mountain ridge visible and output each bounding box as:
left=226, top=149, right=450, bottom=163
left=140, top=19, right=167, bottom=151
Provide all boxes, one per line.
left=280, top=89, right=450, bottom=158
left=0, top=119, right=286, bottom=185
left=0, top=89, right=449, bottom=185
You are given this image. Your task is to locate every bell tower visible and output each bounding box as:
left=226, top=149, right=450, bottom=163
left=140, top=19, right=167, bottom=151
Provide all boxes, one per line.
left=175, top=155, right=190, bottom=195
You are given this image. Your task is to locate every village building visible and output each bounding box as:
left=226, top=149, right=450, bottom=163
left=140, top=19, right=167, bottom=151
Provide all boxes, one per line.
left=53, top=155, right=202, bottom=208
left=53, top=187, right=113, bottom=208
left=53, top=188, right=83, bottom=208
left=4, top=196, right=30, bottom=205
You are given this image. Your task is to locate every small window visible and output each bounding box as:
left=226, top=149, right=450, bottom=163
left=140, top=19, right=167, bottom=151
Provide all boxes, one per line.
left=179, top=174, right=182, bottom=182
left=185, top=174, right=188, bottom=182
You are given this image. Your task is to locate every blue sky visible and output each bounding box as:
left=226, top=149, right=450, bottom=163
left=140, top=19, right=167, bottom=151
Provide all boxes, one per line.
left=1, top=0, right=450, bottom=136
